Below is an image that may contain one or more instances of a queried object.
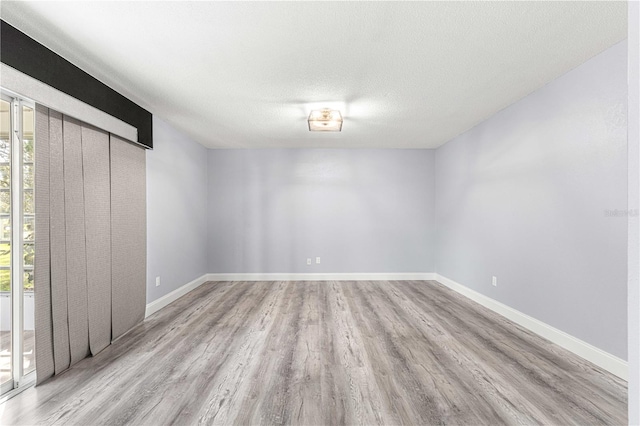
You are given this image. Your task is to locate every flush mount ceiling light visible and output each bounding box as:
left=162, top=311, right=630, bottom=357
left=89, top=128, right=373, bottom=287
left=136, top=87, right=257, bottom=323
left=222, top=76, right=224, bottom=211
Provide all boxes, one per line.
left=308, top=109, right=343, bottom=132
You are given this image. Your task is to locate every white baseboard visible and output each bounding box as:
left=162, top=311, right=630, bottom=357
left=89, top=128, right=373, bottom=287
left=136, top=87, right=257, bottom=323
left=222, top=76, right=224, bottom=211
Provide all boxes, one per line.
left=145, top=274, right=209, bottom=318
left=434, top=274, right=628, bottom=380
left=206, top=272, right=436, bottom=282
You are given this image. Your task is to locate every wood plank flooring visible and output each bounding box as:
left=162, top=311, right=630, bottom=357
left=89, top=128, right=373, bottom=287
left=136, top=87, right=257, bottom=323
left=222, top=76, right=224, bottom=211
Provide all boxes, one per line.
left=0, top=280, right=627, bottom=425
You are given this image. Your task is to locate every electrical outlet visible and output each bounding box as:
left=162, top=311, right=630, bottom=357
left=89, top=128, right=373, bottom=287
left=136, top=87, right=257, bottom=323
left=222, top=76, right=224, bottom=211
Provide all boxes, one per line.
left=307, top=258, right=312, bottom=265
left=156, top=276, right=161, bottom=287
left=492, top=276, right=497, bottom=287
left=316, top=257, right=321, bottom=264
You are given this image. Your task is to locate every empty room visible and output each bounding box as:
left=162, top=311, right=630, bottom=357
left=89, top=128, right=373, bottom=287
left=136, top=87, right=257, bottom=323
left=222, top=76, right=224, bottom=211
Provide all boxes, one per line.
left=1, top=1, right=639, bottom=425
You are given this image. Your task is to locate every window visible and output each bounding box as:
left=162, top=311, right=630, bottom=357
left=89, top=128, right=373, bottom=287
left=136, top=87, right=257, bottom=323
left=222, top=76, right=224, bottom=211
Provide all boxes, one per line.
left=0, top=92, right=36, bottom=396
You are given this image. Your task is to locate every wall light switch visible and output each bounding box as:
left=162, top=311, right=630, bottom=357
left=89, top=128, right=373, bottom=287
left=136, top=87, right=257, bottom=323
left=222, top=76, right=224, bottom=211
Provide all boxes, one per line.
left=316, top=257, right=321, bottom=264
left=307, top=258, right=312, bottom=265
left=156, top=276, right=161, bottom=287
left=492, top=276, right=497, bottom=287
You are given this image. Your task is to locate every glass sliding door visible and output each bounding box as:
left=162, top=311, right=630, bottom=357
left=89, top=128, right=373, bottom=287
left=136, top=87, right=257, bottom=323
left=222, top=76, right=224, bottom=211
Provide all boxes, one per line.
left=0, top=97, right=12, bottom=395
left=0, top=92, right=36, bottom=397
left=22, top=105, right=35, bottom=376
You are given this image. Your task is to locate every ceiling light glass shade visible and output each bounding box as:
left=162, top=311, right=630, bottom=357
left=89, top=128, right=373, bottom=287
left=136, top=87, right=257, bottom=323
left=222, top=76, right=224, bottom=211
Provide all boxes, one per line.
left=308, top=109, right=343, bottom=132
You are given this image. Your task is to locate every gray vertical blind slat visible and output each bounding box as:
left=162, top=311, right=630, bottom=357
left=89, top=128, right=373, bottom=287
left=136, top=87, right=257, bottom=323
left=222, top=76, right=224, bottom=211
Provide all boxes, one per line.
left=34, top=104, right=54, bottom=384
left=49, top=109, right=71, bottom=374
left=110, top=135, right=146, bottom=340
left=82, top=125, right=112, bottom=355
left=33, top=108, right=147, bottom=384
left=62, top=116, right=90, bottom=365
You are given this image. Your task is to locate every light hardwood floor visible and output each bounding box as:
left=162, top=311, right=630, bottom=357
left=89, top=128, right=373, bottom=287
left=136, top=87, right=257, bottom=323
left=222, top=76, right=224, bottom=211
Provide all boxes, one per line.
left=0, top=280, right=627, bottom=425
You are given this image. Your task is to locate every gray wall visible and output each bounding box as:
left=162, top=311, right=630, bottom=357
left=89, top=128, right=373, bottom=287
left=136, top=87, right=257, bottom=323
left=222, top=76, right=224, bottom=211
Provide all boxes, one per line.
left=207, top=149, right=435, bottom=273
left=628, top=2, right=640, bottom=421
left=146, top=116, right=208, bottom=302
left=434, top=41, right=628, bottom=359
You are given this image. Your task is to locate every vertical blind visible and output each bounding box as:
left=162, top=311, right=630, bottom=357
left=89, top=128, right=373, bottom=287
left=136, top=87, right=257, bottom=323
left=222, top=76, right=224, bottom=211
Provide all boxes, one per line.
left=33, top=105, right=146, bottom=384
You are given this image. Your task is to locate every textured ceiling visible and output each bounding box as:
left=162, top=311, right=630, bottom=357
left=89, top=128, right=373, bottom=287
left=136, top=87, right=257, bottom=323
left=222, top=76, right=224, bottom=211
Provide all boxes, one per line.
left=0, top=1, right=627, bottom=149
